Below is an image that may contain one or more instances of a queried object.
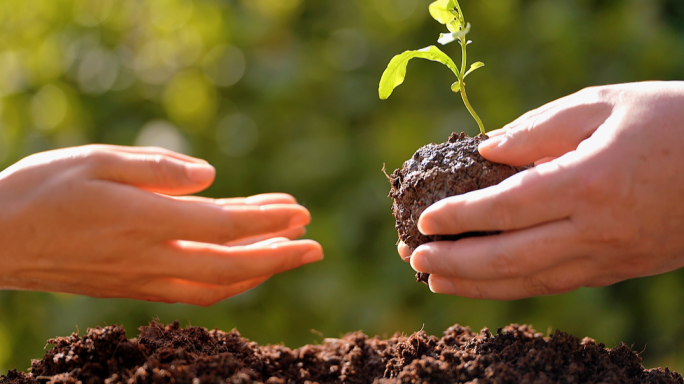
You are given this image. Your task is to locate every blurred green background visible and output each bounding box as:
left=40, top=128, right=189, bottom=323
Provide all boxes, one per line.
left=1, top=0, right=684, bottom=374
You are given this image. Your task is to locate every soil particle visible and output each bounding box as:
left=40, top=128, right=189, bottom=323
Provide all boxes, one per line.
left=389, top=132, right=529, bottom=283
left=2, top=320, right=681, bottom=384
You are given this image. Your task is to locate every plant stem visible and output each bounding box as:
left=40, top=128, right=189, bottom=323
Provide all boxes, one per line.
left=457, top=37, right=485, bottom=135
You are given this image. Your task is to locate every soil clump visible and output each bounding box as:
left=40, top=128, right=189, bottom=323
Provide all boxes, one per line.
left=388, top=132, right=528, bottom=283
left=2, top=320, right=681, bottom=384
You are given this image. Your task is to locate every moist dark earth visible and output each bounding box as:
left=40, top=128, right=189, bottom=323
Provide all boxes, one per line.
left=389, top=132, right=529, bottom=283
left=2, top=321, right=680, bottom=384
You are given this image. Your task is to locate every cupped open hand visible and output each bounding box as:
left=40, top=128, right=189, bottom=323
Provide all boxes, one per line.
left=0, top=145, right=323, bottom=305
left=400, top=81, right=684, bottom=299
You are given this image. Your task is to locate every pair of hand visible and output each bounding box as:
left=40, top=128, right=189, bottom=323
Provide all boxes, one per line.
left=400, top=81, right=684, bottom=300
left=2, top=82, right=681, bottom=305
left=0, top=145, right=322, bottom=306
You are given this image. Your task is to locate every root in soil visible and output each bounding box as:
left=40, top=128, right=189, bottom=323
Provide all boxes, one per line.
left=389, top=132, right=528, bottom=283
left=1, top=320, right=681, bottom=384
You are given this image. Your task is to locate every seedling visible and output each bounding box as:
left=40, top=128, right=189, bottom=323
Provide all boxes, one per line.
left=379, top=0, right=485, bottom=134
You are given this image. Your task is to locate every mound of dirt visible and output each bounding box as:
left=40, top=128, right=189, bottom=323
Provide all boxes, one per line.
left=2, top=320, right=680, bottom=384
left=388, top=132, right=529, bottom=283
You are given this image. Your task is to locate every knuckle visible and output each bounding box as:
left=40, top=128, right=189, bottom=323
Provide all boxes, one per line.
left=489, top=244, right=520, bottom=278
left=573, top=169, right=639, bottom=248
left=522, top=275, right=554, bottom=296
left=84, top=150, right=115, bottom=170
left=146, top=146, right=169, bottom=154
left=208, top=266, right=237, bottom=286
left=588, top=224, right=637, bottom=246
left=147, top=155, right=176, bottom=183
left=80, top=144, right=106, bottom=153
left=573, top=167, right=611, bottom=203
left=582, top=84, right=614, bottom=101
left=524, top=273, right=580, bottom=297
left=578, top=85, right=606, bottom=101
left=488, top=200, right=513, bottom=230
left=215, top=208, right=242, bottom=242
left=274, top=253, right=300, bottom=274
left=466, top=282, right=486, bottom=300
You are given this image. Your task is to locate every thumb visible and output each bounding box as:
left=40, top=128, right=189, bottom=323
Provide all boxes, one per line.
left=89, top=150, right=215, bottom=195
left=478, top=89, right=614, bottom=166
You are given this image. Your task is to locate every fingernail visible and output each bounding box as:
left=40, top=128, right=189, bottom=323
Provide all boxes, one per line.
left=290, top=213, right=310, bottom=227
left=417, top=206, right=443, bottom=235
left=478, top=135, right=506, bottom=152
left=410, top=245, right=433, bottom=273
left=429, top=276, right=455, bottom=294
left=301, top=249, right=324, bottom=264
left=485, top=128, right=506, bottom=137
left=185, top=163, right=215, bottom=183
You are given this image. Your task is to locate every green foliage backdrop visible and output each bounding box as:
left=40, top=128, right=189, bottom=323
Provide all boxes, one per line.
left=1, top=0, right=684, bottom=373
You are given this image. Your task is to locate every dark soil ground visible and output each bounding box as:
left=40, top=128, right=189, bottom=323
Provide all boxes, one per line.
left=389, top=132, right=529, bottom=283
left=1, top=321, right=680, bottom=384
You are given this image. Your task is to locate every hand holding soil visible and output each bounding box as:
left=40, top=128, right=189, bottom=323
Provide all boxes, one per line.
left=0, top=145, right=323, bottom=305
left=402, top=81, right=684, bottom=299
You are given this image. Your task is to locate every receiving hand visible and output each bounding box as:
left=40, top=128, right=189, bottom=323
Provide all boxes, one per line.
left=400, top=81, right=684, bottom=299
left=0, top=145, right=323, bottom=305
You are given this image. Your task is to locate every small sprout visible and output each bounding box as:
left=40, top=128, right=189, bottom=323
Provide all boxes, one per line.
left=378, top=0, right=486, bottom=134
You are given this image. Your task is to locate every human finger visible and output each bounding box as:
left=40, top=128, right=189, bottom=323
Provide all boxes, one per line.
left=478, top=88, right=614, bottom=166
left=417, top=161, right=578, bottom=235
left=411, top=219, right=587, bottom=280
left=426, top=257, right=598, bottom=300
left=168, top=193, right=298, bottom=206
left=88, top=150, right=215, bottom=195
left=89, top=144, right=209, bottom=164
left=132, top=276, right=271, bottom=306
left=484, top=128, right=506, bottom=137
left=534, top=157, right=556, bottom=166
left=397, top=241, right=412, bottom=261
left=152, top=197, right=311, bottom=244
left=82, top=276, right=269, bottom=305
left=149, top=239, right=323, bottom=285
left=14, top=269, right=270, bottom=306
left=226, top=227, right=306, bottom=247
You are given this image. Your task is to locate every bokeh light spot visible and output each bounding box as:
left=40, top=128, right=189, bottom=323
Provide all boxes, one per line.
left=78, top=49, right=119, bottom=94
left=0, top=51, right=26, bottom=96
left=31, top=84, right=68, bottom=131
left=324, top=29, right=369, bottom=72
left=215, top=114, right=259, bottom=157
left=203, top=45, right=246, bottom=87
left=250, top=0, right=303, bottom=18
left=29, top=34, right=65, bottom=83
left=105, top=1, right=143, bottom=31
left=134, top=40, right=177, bottom=85
left=373, top=0, right=417, bottom=22
left=150, top=0, right=194, bottom=31
left=135, top=120, right=190, bottom=155
left=163, top=70, right=216, bottom=128
left=169, top=28, right=204, bottom=68
left=73, top=0, right=115, bottom=27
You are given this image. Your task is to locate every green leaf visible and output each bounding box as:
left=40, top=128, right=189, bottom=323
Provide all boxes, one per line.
left=428, top=0, right=457, bottom=24
left=437, top=22, right=471, bottom=45
left=446, top=20, right=461, bottom=33
left=464, top=61, right=485, bottom=77
left=451, top=80, right=461, bottom=92
left=379, top=46, right=459, bottom=100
